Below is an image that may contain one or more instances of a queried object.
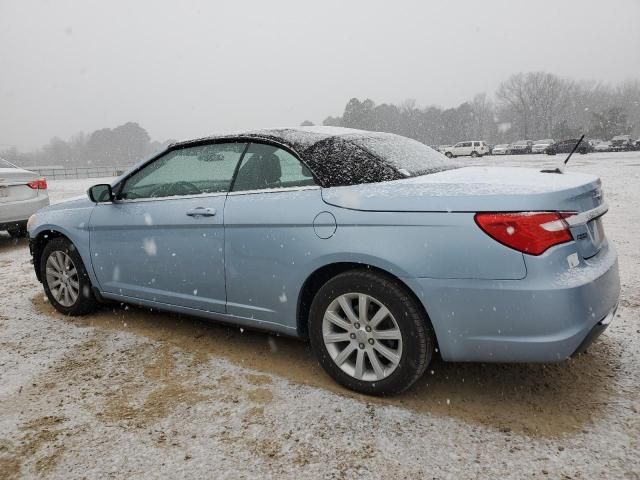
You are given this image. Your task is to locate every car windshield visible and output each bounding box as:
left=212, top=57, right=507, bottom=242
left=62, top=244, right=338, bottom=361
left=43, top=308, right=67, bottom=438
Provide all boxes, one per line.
left=346, top=133, right=460, bottom=177
left=0, top=158, right=17, bottom=168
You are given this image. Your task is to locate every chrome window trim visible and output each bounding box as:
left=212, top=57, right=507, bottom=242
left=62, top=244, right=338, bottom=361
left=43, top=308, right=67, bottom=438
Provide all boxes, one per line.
left=108, top=186, right=320, bottom=203
left=114, top=191, right=228, bottom=204
left=227, top=185, right=320, bottom=196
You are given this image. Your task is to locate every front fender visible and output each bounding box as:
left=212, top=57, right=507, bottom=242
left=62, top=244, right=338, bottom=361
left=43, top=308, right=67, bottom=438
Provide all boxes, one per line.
left=28, top=206, right=96, bottom=286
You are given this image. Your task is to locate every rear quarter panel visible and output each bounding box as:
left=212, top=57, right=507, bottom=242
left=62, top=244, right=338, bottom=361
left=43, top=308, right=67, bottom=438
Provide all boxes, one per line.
left=327, top=208, right=527, bottom=280
left=224, top=188, right=527, bottom=333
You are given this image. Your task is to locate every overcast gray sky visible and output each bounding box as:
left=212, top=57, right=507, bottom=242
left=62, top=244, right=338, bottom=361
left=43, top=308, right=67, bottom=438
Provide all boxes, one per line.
left=1, top=0, right=639, bottom=150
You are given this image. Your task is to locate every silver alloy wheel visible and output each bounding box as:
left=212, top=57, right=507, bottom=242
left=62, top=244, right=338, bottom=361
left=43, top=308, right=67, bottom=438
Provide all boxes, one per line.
left=322, top=292, right=403, bottom=382
left=45, top=250, right=80, bottom=307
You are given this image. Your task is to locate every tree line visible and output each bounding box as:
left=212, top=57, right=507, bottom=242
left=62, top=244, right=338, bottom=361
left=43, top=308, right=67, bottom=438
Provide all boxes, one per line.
left=3, top=72, right=638, bottom=168
left=1, top=122, right=174, bottom=168
left=313, top=72, right=640, bottom=145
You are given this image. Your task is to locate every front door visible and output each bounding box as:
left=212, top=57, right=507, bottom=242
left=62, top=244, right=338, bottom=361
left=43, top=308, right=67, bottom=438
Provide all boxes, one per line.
left=89, top=142, right=247, bottom=312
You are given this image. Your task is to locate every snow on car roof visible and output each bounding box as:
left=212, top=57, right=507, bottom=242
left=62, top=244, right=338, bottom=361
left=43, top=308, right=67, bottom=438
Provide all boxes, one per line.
left=171, top=126, right=371, bottom=151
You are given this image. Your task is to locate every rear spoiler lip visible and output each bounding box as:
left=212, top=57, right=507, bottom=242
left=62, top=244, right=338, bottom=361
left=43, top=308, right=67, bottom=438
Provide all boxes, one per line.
left=565, top=202, right=608, bottom=227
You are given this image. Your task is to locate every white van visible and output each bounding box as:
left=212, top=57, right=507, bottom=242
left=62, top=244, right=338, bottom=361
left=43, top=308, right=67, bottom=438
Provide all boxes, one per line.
left=443, top=141, right=490, bottom=158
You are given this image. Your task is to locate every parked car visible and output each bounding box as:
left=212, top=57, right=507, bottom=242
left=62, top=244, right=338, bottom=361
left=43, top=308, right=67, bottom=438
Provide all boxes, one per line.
left=27, top=127, right=620, bottom=395
left=594, top=141, right=612, bottom=152
left=610, top=135, right=635, bottom=152
left=0, top=158, right=49, bottom=237
left=490, top=144, right=510, bottom=155
left=532, top=139, right=555, bottom=154
left=443, top=141, right=490, bottom=158
left=507, top=140, right=533, bottom=154
left=546, top=138, right=593, bottom=155
left=437, top=145, right=452, bottom=154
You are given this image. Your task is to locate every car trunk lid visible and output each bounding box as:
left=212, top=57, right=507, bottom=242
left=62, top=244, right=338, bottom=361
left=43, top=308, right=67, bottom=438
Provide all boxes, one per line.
left=0, top=168, right=40, bottom=203
left=322, top=166, right=607, bottom=258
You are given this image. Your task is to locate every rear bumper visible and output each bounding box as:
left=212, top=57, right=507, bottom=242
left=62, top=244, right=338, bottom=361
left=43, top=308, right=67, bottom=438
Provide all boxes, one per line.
left=0, top=195, right=49, bottom=227
left=405, top=242, right=620, bottom=362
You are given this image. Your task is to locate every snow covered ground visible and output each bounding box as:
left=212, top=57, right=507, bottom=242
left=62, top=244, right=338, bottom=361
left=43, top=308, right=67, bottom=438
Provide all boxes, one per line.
left=0, top=152, right=638, bottom=479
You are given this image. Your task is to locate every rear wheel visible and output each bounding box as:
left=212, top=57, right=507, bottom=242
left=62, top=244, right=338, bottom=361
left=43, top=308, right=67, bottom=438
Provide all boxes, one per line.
left=445, top=152, right=453, bottom=158
left=41, top=237, right=98, bottom=315
left=309, top=270, right=435, bottom=395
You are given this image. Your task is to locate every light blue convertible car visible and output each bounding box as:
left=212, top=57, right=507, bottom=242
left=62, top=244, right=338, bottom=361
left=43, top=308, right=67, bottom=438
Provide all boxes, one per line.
left=28, top=127, right=620, bottom=395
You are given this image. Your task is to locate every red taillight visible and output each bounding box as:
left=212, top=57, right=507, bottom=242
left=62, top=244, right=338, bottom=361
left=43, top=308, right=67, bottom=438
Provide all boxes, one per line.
left=27, top=178, right=47, bottom=190
left=474, top=212, right=575, bottom=255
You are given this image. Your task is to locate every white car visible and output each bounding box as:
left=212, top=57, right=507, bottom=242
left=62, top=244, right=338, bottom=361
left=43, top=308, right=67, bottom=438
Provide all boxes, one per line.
left=532, top=139, right=555, bottom=154
left=594, top=141, right=611, bottom=152
left=443, top=141, right=490, bottom=158
left=508, top=140, right=533, bottom=154
left=491, top=144, right=509, bottom=155
left=0, top=158, right=50, bottom=237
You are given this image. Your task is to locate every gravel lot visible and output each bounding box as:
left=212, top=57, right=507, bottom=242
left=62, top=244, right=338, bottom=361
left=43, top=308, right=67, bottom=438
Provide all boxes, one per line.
left=1, top=153, right=638, bottom=479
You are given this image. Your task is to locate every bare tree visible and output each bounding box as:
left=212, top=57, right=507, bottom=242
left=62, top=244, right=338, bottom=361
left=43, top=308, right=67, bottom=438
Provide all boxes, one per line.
left=496, top=73, right=532, bottom=138
left=497, top=72, right=571, bottom=139
left=470, top=93, right=495, bottom=140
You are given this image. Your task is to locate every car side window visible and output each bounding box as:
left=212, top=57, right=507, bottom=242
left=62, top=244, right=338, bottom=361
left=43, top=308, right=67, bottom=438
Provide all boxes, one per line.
left=119, top=143, right=247, bottom=200
left=231, top=143, right=316, bottom=192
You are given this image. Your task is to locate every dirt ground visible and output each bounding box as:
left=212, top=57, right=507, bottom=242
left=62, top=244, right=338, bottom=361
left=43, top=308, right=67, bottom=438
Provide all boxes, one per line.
left=1, top=152, right=639, bottom=479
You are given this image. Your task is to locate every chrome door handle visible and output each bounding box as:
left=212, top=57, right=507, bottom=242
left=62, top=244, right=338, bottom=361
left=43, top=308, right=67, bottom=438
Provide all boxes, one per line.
left=186, top=207, right=216, bottom=217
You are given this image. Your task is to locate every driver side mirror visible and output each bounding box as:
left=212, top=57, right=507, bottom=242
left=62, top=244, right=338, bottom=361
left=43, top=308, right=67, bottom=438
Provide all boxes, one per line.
left=88, top=184, right=114, bottom=203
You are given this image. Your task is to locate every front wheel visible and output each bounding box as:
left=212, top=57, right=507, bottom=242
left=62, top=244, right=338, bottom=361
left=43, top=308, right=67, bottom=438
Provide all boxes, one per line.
left=40, top=237, right=98, bottom=315
left=309, top=270, right=435, bottom=395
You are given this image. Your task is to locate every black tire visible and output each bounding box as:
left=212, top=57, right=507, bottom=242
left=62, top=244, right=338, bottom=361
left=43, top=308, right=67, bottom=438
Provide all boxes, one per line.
left=308, top=269, right=435, bottom=396
left=40, top=237, right=98, bottom=315
left=470, top=151, right=478, bottom=158
left=445, top=152, right=453, bottom=158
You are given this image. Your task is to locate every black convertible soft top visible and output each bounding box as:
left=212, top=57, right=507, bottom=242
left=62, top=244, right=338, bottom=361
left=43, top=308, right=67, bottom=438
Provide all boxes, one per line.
left=169, top=126, right=455, bottom=188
